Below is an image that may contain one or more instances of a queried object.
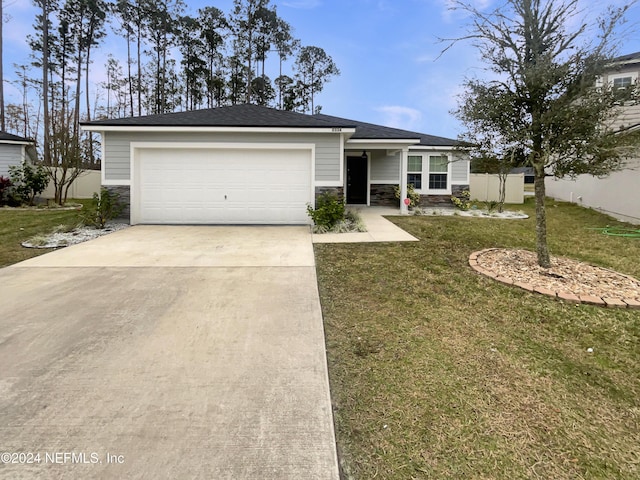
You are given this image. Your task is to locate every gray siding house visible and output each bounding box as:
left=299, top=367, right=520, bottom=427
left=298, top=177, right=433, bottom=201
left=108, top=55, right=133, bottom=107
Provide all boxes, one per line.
left=0, top=132, right=36, bottom=178
left=82, top=104, right=469, bottom=225
left=547, top=52, right=640, bottom=224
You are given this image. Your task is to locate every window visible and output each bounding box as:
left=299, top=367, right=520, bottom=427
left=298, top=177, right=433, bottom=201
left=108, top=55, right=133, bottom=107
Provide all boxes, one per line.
left=613, top=76, right=633, bottom=89
left=407, top=155, right=422, bottom=189
left=428, top=155, right=448, bottom=190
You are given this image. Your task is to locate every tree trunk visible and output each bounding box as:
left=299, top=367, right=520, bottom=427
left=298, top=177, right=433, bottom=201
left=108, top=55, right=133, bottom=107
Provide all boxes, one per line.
left=0, top=0, right=5, bottom=132
left=137, top=26, right=142, bottom=116
left=42, top=0, right=51, bottom=165
left=86, top=42, right=94, bottom=166
left=533, top=165, right=551, bottom=268
left=126, top=30, right=134, bottom=116
left=498, top=173, right=506, bottom=213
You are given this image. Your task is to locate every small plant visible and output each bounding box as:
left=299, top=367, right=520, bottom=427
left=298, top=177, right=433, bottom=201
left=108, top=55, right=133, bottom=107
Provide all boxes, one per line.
left=485, top=200, right=499, bottom=213
left=81, top=187, right=125, bottom=229
left=307, top=192, right=345, bottom=230
left=394, top=184, right=421, bottom=209
left=451, top=190, right=471, bottom=211
left=26, top=234, right=49, bottom=247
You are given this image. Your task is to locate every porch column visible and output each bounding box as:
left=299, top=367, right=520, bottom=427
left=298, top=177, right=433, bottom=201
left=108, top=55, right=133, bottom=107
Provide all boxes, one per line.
left=400, top=147, right=409, bottom=215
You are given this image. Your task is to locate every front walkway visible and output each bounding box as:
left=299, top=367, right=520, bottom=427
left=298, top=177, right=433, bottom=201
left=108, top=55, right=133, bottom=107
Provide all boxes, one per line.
left=312, top=207, right=419, bottom=243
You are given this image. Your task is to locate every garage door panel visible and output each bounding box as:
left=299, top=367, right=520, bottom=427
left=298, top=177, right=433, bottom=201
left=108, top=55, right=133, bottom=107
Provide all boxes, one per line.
left=136, top=147, right=312, bottom=224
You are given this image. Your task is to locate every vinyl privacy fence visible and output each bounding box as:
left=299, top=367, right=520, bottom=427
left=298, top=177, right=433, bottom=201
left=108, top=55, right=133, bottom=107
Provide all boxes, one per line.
left=469, top=173, right=524, bottom=204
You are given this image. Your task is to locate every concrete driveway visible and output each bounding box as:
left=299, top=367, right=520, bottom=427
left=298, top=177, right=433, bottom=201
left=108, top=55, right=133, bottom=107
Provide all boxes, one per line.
left=0, top=226, right=339, bottom=479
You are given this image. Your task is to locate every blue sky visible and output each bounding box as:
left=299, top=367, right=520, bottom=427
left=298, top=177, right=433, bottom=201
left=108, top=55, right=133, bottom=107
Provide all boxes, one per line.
left=3, top=0, right=640, bottom=139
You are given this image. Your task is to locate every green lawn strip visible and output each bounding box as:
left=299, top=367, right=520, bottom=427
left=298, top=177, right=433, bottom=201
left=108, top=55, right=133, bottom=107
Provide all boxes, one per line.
left=316, top=199, right=640, bottom=479
left=0, top=201, right=89, bottom=267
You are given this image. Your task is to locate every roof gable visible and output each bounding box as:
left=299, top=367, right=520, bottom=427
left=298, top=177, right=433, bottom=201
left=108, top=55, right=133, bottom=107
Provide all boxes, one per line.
left=0, top=131, right=34, bottom=144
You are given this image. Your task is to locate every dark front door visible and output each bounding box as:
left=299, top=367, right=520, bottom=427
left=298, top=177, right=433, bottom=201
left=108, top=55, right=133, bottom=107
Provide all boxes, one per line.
left=346, top=156, right=368, bottom=204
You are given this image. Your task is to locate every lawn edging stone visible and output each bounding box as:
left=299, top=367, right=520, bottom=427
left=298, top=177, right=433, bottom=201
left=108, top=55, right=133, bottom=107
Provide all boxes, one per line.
left=469, top=250, right=638, bottom=309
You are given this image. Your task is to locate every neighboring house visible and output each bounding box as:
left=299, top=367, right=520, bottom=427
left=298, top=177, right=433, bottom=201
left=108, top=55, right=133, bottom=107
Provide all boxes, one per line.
left=0, top=132, right=36, bottom=178
left=510, top=166, right=534, bottom=184
left=546, top=52, right=640, bottom=225
left=81, top=104, right=469, bottom=225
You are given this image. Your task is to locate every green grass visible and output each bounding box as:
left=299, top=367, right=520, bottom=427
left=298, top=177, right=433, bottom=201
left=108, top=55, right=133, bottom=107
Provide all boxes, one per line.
left=0, top=201, right=89, bottom=267
left=315, top=198, right=640, bottom=479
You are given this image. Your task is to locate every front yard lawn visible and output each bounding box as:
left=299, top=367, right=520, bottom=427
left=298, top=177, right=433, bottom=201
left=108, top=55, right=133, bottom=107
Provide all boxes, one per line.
left=0, top=202, right=88, bottom=267
left=315, top=198, right=640, bottom=479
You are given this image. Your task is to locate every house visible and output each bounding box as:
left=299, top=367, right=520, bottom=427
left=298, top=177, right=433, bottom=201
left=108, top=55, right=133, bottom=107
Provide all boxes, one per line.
left=81, top=104, right=469, bottom=225
left=546, top=52, right=640, bottom=224
left=0, top=132, right=37, bottom=178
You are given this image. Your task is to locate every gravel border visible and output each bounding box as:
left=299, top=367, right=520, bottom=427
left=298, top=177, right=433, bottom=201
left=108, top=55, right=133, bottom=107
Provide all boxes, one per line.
left=22, top=222, right=130, bottom=249
left=415, top=208, right=528, bottom=219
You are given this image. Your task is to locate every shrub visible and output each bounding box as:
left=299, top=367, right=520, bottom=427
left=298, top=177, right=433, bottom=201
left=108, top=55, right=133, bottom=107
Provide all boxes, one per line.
left=451, top=189, right=472, bottom=211
left=81, top=187, right=125, bottom=229
left=306, top=192, right=345, bottom=230
left=0, top=176, right=11, bottom=205
left=394, top=183, right=421, bottom=209
left=8, top=164, right=49, bottom=206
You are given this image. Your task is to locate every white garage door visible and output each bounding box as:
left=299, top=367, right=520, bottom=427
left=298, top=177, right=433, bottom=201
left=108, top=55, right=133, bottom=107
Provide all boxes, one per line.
left=133, top=146, right=312, bottom=224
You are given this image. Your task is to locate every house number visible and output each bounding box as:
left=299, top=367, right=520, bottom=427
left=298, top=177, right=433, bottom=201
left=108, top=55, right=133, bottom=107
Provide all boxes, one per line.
left=332, top=128, right=342, bottom=132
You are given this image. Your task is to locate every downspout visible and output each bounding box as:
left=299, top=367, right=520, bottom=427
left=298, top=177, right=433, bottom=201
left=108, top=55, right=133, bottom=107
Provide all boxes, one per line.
left=400, top=147, right=409, bottom=215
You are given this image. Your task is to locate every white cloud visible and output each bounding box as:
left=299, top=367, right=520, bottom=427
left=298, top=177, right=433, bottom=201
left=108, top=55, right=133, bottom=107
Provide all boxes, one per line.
left=376, top=106, right=423, bottom=131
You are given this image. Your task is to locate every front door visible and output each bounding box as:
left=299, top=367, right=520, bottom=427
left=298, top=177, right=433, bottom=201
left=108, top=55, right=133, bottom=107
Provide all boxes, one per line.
left=346, top=156, right=368, bottom=204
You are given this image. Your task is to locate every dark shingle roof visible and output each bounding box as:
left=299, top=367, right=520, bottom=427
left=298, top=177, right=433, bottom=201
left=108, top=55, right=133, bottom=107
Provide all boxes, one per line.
left=612, top=51, right=640, bottom=64
left=83, top=104, right=459, bottom=146
left=83, top=104, right=356, bottom=129
left=313, top=113, right=459, bottom=146
left=0, top=131, right=33, bottom=143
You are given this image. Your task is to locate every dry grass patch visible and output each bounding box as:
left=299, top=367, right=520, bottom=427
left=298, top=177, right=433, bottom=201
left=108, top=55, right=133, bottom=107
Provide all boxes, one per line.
left=315, top=199, right=640, bottom=479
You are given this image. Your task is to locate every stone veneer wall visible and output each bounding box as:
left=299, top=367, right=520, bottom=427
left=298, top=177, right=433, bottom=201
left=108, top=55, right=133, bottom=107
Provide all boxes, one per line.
left=418, top=184, right=470, bottom=207
left=315, top=186, right=344, bottom=202
left=104, top=185, right=131, bottom=220
left=370, top=184, right=400, bottom=207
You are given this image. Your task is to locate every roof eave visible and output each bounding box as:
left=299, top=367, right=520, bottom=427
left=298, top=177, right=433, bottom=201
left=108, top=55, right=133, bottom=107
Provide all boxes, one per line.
left=80, top=125, right=357, bottom=134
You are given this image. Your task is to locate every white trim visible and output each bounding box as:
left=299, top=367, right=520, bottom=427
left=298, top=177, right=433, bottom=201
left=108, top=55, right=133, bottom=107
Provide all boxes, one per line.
left=408, top=145, right=457, bottom=151
left=100, top=133, right=107, bottom=185
left=608, top=71, right=638, bottom=88
left=369, top=179, right=398, bottom=185
left=407, top=152, right=453, bottom=195
left=339, top=133, right=345, bottom=187
left=129, top=141, right=316, bottom=225
left=316, top=181, right=343, bottom=187
left=103, top=179, right=131, bottom=186
left=347, top=138, right=419, bottom=144
left=82, top=125, right=355, bottom=134
left=0, top=140, right=34, bottom=146
left=400, top=148, right=409, bottom=215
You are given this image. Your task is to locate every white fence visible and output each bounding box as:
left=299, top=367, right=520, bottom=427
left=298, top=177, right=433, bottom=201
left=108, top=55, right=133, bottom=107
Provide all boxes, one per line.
left=545, top=158, right=640, bottom=225
left=469, top=173, right=525, bottom=204
left=41, top=168, right=101, bottom=199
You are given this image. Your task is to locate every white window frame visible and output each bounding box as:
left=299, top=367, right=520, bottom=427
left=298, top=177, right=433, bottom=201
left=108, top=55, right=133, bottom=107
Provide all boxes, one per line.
left=407, top=155, right=423, bottom=190
left=408, top=153, right=452, bottom=195
left=609, top=72, right=638, bottom=89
